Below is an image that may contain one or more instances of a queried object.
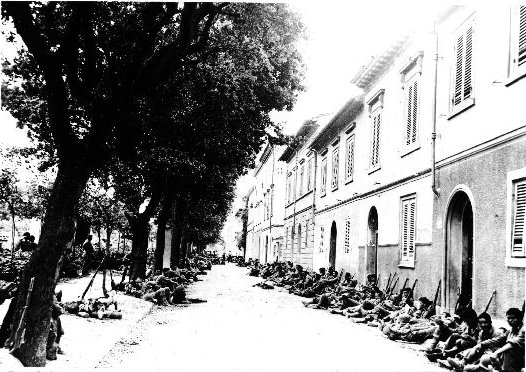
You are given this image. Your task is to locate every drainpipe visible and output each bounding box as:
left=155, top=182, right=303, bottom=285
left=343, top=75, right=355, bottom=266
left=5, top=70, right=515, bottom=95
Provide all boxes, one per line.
left=431, top=21, right=440, bottom=197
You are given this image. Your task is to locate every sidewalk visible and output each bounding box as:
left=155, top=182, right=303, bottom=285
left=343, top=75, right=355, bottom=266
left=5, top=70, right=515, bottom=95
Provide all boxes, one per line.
left=0, top=272, right=154, bottom=370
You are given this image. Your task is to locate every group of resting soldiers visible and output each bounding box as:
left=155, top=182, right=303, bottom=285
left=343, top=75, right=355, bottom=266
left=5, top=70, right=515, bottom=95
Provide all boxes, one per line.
left=124, top=256, right=212, bottom=306
left=249, top=260, right=525, bottom=372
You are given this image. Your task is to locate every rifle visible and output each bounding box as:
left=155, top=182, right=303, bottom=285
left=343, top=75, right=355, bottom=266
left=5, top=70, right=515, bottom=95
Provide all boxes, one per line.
left=428, top=280, right=441, bottom=317
left=483, top=289, right=496, bottom=313
left=406, top=279, right=418, bottom=304
left=375, top=274, right=381, bottom=288
left=82, top=257, right=105, bottom=300
left=389, top=277, right=399, bottom=296
left=387, top=273, right=397, bottom=295
left=10, top=277, right=35, bottom=351
left=384, top=273, right=392, bottom=293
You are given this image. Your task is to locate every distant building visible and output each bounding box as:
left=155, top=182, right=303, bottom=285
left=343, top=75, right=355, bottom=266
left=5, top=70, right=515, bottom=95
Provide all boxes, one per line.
left=245, top=144, right=286, bottom=263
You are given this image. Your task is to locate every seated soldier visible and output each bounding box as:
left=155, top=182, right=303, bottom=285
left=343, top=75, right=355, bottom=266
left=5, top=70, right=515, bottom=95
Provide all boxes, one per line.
left=426, top=307, right=479, bottom=362
left=444, top=312, right=503, bottom=370
left=143, top=287, right=172, bottom=305
left=460, top=307, right=524, bottom=372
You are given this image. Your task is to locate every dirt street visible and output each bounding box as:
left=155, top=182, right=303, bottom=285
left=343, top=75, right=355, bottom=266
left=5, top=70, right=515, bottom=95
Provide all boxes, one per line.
left=97, top=264, right=442, bottom=372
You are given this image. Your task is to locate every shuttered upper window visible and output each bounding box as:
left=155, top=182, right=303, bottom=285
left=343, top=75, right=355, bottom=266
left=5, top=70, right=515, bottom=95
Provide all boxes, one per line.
left=509, top=6, right=526, bottom=82
left=331, top=147, right=339, bottom=190
left=400, top=196, right=416, bottom=267
left=307, top=158, right=313, bottom=192
left=345, top=134, right=355, bottom=183
left=299, top=165, right=304, bottom=197
left=511, top=179, right=526, bottom=258
left=370, top=110, right=381, bottom=169
left=320, top=157, right=328, bottom=196
left=405, top=79, right=419, bottom=147
left=319, top=226, right=324, bottom=253
left=344, top=220, right=351, bottom=253
left=451, top=19, right=475, bottom=114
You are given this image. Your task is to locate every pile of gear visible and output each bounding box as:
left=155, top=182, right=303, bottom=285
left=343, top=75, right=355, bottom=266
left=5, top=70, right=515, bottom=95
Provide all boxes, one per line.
left=248, top=260, right=525, bottom=372
left=63, top=295, right=122, bottom=319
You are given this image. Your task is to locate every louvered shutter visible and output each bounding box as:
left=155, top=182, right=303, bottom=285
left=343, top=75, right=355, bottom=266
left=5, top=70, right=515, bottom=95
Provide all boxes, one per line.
left=346, top=135, right=355, bottom=181
left=320, top=227, right=324, bottom=253
left=332, top=148, right=339, bottom=189
left=344, top=220, right=351, bottom=253
left=512, top=180, right=526, bottom=257
left=453, top=25, right=474, bottom=107
left=406, top=84, right=413, bottom=145
left=454, top=34, right=464, bottom=106
left=400, top=198, right=416, bottom=264
left=518, top=6, right=526, bottom=68
left=371, top=112, right=381, bottom=167
left=321, top=158, right=327, bottom=195
left=411, top=80, right=418, bottom=143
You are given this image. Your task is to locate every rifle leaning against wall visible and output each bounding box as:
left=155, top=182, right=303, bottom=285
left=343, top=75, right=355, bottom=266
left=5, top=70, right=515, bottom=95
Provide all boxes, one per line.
left=483, top=289, right=497, bottom=313
left=388, top=276, right=399, bottom=296
left=406, top=279, right=418, bottom=305
left=427, top=280, right=441, bottom=318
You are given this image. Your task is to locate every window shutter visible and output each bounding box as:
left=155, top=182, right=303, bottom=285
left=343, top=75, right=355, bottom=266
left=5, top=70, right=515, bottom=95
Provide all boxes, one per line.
left=321, top=158, right=327, bottom=195
left=332, top=148, right=339, bottom=189
left=346, top=135, right=355, bottom=181
left=344, top=220, right=350, bottom=253
left=512, top=180, right=526, bottom=257
left=464, top=27, right=473, bottom=99
left=406, top=84, right=413, bottom=145
left=400, top=197, right=416, bottom=264
left=412, top=80, right=418, bottom=143
left=454, top=34, right=464, bottom=106
left=320, top=226, right=324, bottom=253
left=371, top=112, right=381, bottom=167
left=518, top=6, right=526, bottom=67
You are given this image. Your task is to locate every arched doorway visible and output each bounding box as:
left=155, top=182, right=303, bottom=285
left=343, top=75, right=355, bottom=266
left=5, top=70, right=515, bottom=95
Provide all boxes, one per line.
left=329, top=221, right=337, bottom=270
left=367, top=207, right=379, bottom=278
left=445, top=191, right=474, bottom=312
left=296, top=224, right=302, bottom=264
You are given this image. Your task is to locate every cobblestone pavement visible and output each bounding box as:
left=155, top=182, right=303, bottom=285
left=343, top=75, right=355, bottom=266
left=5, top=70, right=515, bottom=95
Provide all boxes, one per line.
left=98, top=264, right=443, bottom=372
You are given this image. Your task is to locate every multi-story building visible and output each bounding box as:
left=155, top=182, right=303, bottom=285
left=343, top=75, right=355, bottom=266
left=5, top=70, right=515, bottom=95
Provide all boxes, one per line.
left=431, top=5, right=526, bottom=316
left=245, top=144, right=286, bottom=264
left=279, top=115, right=332, bottom=268
left=310, top=33, right=438, bottom=299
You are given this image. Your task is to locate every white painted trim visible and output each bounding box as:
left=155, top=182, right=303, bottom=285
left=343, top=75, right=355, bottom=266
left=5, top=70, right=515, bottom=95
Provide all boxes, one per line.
left=505, top=167, right=526, bottom=267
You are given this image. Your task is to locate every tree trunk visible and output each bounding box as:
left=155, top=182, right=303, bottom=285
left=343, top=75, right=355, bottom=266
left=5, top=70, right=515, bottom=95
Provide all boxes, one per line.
left=128, top=217, right=150, bottom=280
left=153, top=201, right=170, bottom=273
left=7, top=166, right=89, bottom=366
left=102, top=227, right=112, bottom=296
left=169, top=197, right=187, bottom=268
left=179, top=230, right=188, bottom=267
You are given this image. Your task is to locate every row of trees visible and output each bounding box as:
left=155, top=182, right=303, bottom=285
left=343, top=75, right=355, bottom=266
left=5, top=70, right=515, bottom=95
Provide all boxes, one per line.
left=1, top=2, right=304, bottom=366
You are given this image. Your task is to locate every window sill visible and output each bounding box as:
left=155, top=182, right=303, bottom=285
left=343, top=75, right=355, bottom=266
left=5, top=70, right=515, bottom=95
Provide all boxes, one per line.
left=320, top=192, right=326, bottom=198
left=368, top=164, right=381, bottom=175
left=345, top=177, right=354, bottom=185
left=331, top=185, right=338, bottom=192
left=401, top=142, right=421, bottom=158
left=295, top=189, right=313, bottom=203
left=398, top=261, right=415, bottom=269
left=447, top=98, right=475, bottom=120
left=505, top=70, right=526, bottom=87
left=505, top=256, right=525, bottom=268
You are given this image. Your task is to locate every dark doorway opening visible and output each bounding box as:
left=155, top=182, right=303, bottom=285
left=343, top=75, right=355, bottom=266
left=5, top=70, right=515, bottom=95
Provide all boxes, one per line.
left=367, top=207, right=379, bottom=278
left=446, top=191, right=474, bottom=312
left=329, top=221, right=337, bottom=270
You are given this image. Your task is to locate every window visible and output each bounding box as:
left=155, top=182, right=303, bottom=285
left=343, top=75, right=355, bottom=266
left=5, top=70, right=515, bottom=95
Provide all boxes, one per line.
left=307, top=158, right=313, bottom=192
left=299, top=165, right=304, bottom=196
left=305, top=219, right=309, bottom=249
left=319, top=226, right=324, bottom=253
left=320, top=157, right=328, bottom=196
left=450, top=18, right=475, bottom=115
left=345, top=135, right=355, bottom=183
left=344, top=220, right=351, bottom=253
left=400, top=195, right=416, bottom=267
left=286, top=174, right=292, bottom=204
left=285, top=227, right=288, bottom=252
left=511, top=179, right=526, bottom=258
left=404, top=78, right=419, bottom=148
left=331, top=147, right=339, bottom=190
left=270, top=188, right=274, bottom=217
left=509, top=6, right=526, bottom=83
left=370, top=110, right=381, bottom=169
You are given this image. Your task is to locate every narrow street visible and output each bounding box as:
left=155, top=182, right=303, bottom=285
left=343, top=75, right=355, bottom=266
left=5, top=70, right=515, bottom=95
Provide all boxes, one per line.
left=97, top=264, right=442, bottom=371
